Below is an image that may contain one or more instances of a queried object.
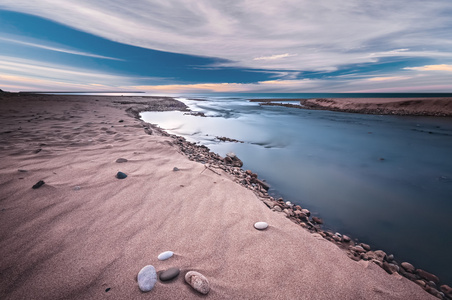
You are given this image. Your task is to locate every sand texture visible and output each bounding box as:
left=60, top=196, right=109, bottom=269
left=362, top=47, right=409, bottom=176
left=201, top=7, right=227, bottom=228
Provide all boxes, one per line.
left=0, top=93, right=436, bottom=299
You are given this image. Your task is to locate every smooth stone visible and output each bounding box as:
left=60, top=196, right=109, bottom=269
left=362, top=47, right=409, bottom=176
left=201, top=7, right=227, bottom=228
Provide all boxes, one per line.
left=342, top=235, right=351, bottom=243
left=73, top=186, right=81, bottom=191
left=401, top=262, right=415, bottom=273
left=158, top=251, right=174, bottom=261
left=137, top=265, right=157, bottom=292
left=116, top=158, right=128, bottom=163
left=32, top=180, right=45, bottom=189
left=116, top=171, right=127, bottom=179
left=159, top=267, right=180, bottom=281
left=417, top=269, right=440, bottom=284
left=185, top=271, right=210, bottom=295
left=273, top=206, right=282, bottom=212
left=254, top=221, right=268, bottom=230
left=173, top=167, right=180, bottom=171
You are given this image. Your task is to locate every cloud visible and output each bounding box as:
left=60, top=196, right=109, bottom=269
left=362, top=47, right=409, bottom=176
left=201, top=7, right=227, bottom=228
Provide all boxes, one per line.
left=367, top=76, right=411, bottom=82
left=253, top=53, right=296, bottom=61
left=0, top=36, right=123, bottom=60
left=2, top=0, right=451, bottom=72
left=0, top=55, right=164, bottom=91
left=404, top=64, right=452, bottom=72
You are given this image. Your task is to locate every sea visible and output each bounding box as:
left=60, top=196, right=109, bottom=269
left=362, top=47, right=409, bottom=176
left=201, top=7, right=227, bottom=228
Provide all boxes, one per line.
left=139, top=93, right=452, bottom=286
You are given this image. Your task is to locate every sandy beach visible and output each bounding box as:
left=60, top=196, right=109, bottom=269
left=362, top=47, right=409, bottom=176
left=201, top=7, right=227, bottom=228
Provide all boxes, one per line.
left=254, top=97, right=452, bottom=117
left=0, top=93, right=440, bottom=299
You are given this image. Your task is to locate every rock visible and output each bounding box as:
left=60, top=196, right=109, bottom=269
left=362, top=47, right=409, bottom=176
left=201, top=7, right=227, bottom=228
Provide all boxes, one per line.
left=116, top=171, right=127, bottom=179
left=32, top=180, right=45, bottom=189
left=137, top=265, right=157, bottom=292
left=401, top=262, right=415, bottom=273
left=116, top=158, right=128, bottom=163
left=73, top=186, right=81, bottom=191
left=386, top=254, right=394, bottom=262
left=119, top=119, right=124, bottom=123
left=360, top=243, right=371, bottom=251
left=350, top=246, right=366, bottom=253
left=159, top=267, right=180, bottom=281
left=173, top=167, right=180, bottom=171
left=273, top=206, right=282, bottom=212
left=342, top=235, right=351, bottom=243
left=18, top=169, right=28, bottom=173
left=382, top=262, right=399, bottom=274
left=373, top=250, right=387, bottom=262
left=185, top=271, right=210, bottom=295
left=254, top=221, right=268, bottom=230
left=312, top=217, right=323, bottom=224
left=255, top=179, right=270, bottom=190
left=158, top=251, right=174, bottom=261
left=283, top=209, right=293, bottom=217
left=417, top=269, right=440, bottom=284
left=301, top=209, right=311, bottom=216
left=440, top=285, right=452, bottom=297
left=415, top=280, right=426, bottom=287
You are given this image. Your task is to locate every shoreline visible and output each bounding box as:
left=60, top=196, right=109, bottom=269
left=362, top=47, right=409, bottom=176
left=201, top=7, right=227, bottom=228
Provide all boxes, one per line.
left=251, top=97, right=452, bottom=117
left=0, top=92, right=447, bottom=299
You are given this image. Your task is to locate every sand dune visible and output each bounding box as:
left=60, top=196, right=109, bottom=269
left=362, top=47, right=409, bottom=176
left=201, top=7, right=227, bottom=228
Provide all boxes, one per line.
left=0, top=93, right=435, bottom=299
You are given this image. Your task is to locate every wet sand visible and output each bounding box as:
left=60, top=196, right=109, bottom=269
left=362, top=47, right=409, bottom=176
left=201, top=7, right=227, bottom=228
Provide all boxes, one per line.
left=0, top=92, right=437, bottom=299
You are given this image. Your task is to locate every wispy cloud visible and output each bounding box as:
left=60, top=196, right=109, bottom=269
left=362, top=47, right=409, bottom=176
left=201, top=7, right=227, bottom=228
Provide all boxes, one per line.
left=404, top=64, right=452, bottom=72
left=2, top=0, right=451, bottom=73
left=253, top=53, right=296, bottom=61
left=0, top=36, right=123, bottom=60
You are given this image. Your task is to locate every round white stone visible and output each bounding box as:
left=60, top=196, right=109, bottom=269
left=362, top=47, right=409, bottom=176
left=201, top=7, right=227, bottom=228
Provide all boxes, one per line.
left=137, top=265, right=157, bottom=292
left=158, top=251, right=174, bottom=261
left=254, top=222, right=268, bottom=230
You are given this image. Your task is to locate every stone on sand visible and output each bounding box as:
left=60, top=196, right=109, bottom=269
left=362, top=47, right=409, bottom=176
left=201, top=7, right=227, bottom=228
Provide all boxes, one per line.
left=116, top=158, right=128, bottom=163
left=159, top=267, right=180, bottom=281
left=185, top=271, right=210, bottom=295
left=137, top=265, right=157, bottom=292
left=116, top=171, right=127, bottom=179
left=32, top=180, right=45, bottom=189
left=158, top=251, right=174, bottom=261
left=254, top=221, right=268, bottom=230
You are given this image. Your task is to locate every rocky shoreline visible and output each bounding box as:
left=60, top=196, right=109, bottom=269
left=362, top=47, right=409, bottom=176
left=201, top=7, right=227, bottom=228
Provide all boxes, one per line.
left=251, top=98, right=452, bottom=117
left=129, top=98, right=451, bottom=299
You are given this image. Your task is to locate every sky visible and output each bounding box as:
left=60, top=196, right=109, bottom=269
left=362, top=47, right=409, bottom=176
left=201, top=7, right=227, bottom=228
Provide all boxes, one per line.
left=1, top=0, right=452, bottom=94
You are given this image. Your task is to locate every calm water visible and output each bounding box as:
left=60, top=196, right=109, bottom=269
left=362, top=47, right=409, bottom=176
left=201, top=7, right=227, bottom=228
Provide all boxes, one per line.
left=140, top=94, right=452, bottom=285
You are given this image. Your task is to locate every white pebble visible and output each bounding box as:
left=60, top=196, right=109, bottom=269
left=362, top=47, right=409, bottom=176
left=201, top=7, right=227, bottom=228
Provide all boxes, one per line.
left=254, top=221, right=268, bottom=230
left=158, top=251, right=174, bottom=261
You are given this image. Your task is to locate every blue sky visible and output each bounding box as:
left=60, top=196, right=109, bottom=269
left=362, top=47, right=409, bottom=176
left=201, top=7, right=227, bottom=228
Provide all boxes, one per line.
left=1, top=1, right=452, bottom=94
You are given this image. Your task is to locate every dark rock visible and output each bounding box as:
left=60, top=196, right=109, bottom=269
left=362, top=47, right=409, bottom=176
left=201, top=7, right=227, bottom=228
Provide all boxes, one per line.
left=173, top=167, right=180, bottom=171
left=401, top=262, right=415, bottom=273
left=18, top=169, right=28, bottom=173
left=255, top=178, right=270, bottom=190
left=34, top=148, right=42, bottom=154
left=386, top=254, right=394, bottom=262
left=159, top=267, right=180, bottom=281
left=417, top=269, right=440, bottom=284
left=312, top=217, right=323, bottom=224
left=116, top=172, right=127, bottom=179
left=32, top=180, right=45, bottom=189
left=119, top=120, right=124, bottom=122
left=440, top=285, right=452, bottom=297
left=116, top=158, right=128, bottom=163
